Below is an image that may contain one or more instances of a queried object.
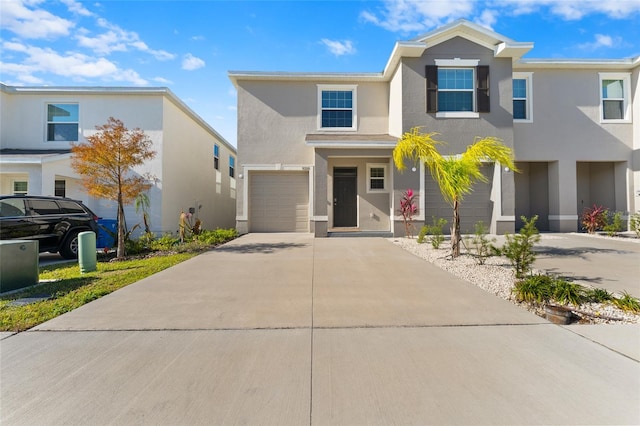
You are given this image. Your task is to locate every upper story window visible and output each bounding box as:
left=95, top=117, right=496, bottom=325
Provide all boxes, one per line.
left=214, top=144, right=220, bottom=170
left=438, top=68, right=474, bottom=112
left=427, top=59, right=488, bottom=118
left=47, top=103, right=79, bottom=142
left=600, top=73, right=631, bottom=123
left=513, top=72, right=533, bottom=122
left=229, top=155, right=235, bottom=178
left=317, top=85, right=357, bottom=130
left=55, top=180, right=66, bottom=197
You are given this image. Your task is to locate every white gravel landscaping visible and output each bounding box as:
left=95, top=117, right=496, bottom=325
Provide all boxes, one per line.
left=390, top=235, right=640, bottom=324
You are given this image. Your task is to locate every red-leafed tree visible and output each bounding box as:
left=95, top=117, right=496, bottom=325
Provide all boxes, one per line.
left=71, top=117, right=156, bottom=258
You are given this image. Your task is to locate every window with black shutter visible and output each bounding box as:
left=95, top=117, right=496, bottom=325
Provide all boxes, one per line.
left=426, top=64, right=489, bottom=114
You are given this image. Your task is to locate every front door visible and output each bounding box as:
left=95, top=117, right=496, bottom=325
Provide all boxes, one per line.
left=333, top=167, right=357, bottom=227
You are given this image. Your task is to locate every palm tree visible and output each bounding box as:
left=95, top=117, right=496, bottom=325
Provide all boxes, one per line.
left=393, top=127, right=518, bottom=258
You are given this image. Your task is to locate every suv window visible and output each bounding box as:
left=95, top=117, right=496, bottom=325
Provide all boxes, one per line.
left=59, top=200, right=85, bottom=214
left=29, top=199, right=63, bottom=215
left=0, top=199, right=26, bottom=217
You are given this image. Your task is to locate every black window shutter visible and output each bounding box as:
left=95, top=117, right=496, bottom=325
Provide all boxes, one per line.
left=425, top=65, right=438, bottom=113
left=477, top=65, right=490, bottom=113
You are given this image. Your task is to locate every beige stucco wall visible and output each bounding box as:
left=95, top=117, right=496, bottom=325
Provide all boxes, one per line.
left=0, top=87, right=236, bottom=236
left=161, top=97, right=236, bottom=233
left=388, top=66, right=403, bottom=138
left=514, top=67, right=636, bottom=230
left=235, top=79, right=391, bottom=230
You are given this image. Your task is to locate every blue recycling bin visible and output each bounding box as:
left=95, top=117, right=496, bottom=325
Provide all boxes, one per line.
left=96, top=219, right=117, bottom=249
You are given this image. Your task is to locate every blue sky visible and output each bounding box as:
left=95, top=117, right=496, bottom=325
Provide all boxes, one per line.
left=2, top=0, right=640, bottom=146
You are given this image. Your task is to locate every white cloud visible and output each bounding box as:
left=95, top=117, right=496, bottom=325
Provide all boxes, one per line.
left=1, top=41, right=148, bottom=84
left=578, top=33, right=621, bottom=50
left=361, top=0, right=640, bottom=34
left=77, top=18, right=175, bottom=60
left=494, top=0, right=640, bottom=20
left=182, top=53, right=205, bottom=70
left=153, top=77, right=173, bottom=85
left=321, top=39, right=357, bottom=56
left=61, top=0, right=94, bottom=16
left=474, top=9, right=497, bottom=30
left=360, top=0, right=475, bottom=33
left=227, top=105, right=237, bottom=111
left=191, top=35, right=205, bottom=41
left=0, top=0, right=74, bottom=39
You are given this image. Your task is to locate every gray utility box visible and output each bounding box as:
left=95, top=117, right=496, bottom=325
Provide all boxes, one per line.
left=0, top=240, right=39, bottom=293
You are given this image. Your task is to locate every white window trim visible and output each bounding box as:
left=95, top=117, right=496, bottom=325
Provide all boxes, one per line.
left=435, top=58, right=480, bottom=67
left=436, top=111, right=480, bottom=119
left=599, top=72, right=632, bottom=123
left=317, top=84, right=357, bottom=131
left=513, top=72, right=533, bottom=123
left=366, top=163, right=389, bottom=193
left=45, top=102, right=80, bottom=143
left=434, top=65, right=477, bottom=117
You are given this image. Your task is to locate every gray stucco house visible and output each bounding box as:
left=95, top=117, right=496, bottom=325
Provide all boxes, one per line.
left=229, top=19, right=639, bottom=237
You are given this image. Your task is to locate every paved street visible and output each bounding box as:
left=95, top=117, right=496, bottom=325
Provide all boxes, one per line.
left=1, top=233, right=639, bottom=425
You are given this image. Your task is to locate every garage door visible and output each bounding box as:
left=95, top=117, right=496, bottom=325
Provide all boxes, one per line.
left=424, top=164, right=493, bottom=234
left=249, top=171, right=309, bottom=232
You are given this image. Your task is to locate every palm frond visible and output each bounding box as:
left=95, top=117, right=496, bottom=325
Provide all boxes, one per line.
left=462, top=136, right=519, bottom=172
left=393, top=127, right=444, bottom=172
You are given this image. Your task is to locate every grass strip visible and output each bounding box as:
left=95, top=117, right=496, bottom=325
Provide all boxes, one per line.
left=0, top=252, right=197, bottom=332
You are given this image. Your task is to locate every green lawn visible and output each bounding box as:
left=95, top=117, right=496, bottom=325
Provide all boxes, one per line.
left=0, top=252, right=197, bottom=332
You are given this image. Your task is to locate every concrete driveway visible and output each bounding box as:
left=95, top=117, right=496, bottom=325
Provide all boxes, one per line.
left=1, top=233, right=639, bottom=425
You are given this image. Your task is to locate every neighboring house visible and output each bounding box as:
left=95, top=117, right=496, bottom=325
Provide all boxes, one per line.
left=0, top=83, right=237, bottom=236
left=229, top=19, right=639, bottom=236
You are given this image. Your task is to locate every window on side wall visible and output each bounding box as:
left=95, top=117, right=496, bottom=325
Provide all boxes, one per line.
left=317, top=85, right=357, bottom=130
left=600, top=73, right=631, bottom=122
left=47, top=103, right=79, bottom=142
left=55, top=180, right=66, bottom=197
left=214, top=144, right=220, bottom=170
left=426, top=59, right=488, bottom=118
left=229, top=155, right=235, bottom=178
left=513, top=73, right=533, bottom=122
left=13, top=181, right=28, bottom=195
left=367, top=164, right=388, bottom=193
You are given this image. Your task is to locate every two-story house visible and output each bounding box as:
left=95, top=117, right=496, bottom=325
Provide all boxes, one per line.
left=230, top=19, right=639, bottom=237
left=0, top=84, right=237, bottom=235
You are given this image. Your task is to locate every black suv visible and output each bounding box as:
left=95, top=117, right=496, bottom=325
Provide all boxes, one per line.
left=0, top=195, right=99, bottom=259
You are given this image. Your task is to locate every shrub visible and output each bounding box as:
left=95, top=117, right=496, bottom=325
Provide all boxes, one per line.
left=580, top=204, right=608, bottom=234
left=603, top=211, right=624, bottom=237
left=195, top=228, right=239, bottom=245
left=584, top=287, right=613, bottom=303
left=630, top=212, right=640, bottom=237
left=513, top=274, right=554, bottom=304
left=552, top=279, right=585, bottom=306
left=398, top=189, right=418, bottom=238
left=612, top=292, right=640, bottom=313
left=150, top=234, right=179, bottom=251
left=417, top=217, right=447, bottom=248
left=467, top=221, right=496, bottom=265
left=498, top=215, right=540, bottom=278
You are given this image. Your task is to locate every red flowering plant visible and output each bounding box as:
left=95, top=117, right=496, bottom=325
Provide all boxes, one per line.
left=399, top=188, right=418, bottom=238
left=581, top=204, right=608, bottom=234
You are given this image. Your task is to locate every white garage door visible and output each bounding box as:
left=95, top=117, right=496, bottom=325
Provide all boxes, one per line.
left=249, top=171, right=309, bottom=232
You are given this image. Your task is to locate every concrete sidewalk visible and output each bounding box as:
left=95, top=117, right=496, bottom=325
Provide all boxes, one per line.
left=1, top=233, right=639, bottom=425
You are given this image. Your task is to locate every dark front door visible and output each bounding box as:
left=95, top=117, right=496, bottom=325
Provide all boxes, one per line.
left=333, top=167, right=357, bottom=227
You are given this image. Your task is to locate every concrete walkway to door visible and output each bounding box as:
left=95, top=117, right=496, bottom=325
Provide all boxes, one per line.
left=1, top=233, right=639, bottom=425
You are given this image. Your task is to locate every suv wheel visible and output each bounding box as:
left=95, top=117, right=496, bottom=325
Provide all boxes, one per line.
left=60, top=231, right=80, bottom=259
